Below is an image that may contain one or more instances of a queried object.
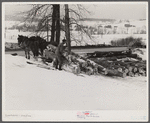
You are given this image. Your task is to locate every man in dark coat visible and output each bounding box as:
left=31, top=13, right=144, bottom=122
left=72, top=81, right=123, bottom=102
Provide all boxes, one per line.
left=55, top=39, right=67, bottom=70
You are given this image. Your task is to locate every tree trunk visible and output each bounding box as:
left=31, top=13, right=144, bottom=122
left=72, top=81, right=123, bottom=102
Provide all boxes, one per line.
left=65, top=4, right=71, bottom=54
left=47, top=18, right=49, bottom=42
left=50, top=5, right=56, bottom=43
left=55, top=5, right=60, bottom=45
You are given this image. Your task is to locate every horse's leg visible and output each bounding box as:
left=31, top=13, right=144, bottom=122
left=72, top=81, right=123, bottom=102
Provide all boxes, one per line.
left=25, top=47, right=29, bottom=59
left=41, top=48, right=43, bottom=56
left=28, top=50, right=30, bottom=59
left=25, top=49, right=27, bottom=59
left=35, top=50, right=39, bottom=61
left=33, top=50, right=36, bottom=59
left=34, top=53, right=38, bottom=61
left=25, top=51, right=27, bottom=59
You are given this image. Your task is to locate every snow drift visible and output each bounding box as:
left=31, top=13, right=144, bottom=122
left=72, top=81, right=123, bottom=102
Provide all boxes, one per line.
left=4, top=54, right=147, bottom=110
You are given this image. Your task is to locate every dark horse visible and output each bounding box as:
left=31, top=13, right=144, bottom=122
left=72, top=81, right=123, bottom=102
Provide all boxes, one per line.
left=28, top=36, right=59, bottom=56
left=29, top=36, right=48, bottom=56
left=17, top=35, right=40, bottom=59
left=17, top=35, right=59, bottom=59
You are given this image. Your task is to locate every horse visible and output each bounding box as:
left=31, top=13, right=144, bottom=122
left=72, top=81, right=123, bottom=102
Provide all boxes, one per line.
left=29, top=36, right=58, bottom=56
left=18, top=35, right=59, bottom=59
left=18, top=35, right=30, bottom=59
left=29, top=36, right=48, bottom=56
left=17, top=35, right=39, bottom=59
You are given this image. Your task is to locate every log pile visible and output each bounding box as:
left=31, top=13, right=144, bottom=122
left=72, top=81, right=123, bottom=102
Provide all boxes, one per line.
left=87, top=51, right=142, bottom=60
left=90, top=57, right=146, bottom=77
left=42, top=44, right=146, bottom=78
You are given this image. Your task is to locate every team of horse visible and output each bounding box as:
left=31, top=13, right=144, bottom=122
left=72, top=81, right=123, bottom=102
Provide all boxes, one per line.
left=17, top=35, right=50, bottom=59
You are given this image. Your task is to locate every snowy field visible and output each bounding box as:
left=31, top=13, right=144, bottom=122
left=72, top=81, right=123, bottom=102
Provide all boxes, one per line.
left=4, top=54, right=148, bottom=110
left=5, top=30, right=147, bottom=46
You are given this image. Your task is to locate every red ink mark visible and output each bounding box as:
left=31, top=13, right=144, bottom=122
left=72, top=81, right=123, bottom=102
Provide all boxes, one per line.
left=84, top=113, right=89, bottom=115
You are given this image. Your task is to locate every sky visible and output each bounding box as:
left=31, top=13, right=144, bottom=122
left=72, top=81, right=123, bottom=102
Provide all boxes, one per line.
left=4, top=2, right=147, bottom=20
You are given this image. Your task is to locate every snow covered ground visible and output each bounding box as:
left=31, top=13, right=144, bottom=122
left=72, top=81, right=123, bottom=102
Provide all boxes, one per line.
left=4, top=54, right=148, bottom=110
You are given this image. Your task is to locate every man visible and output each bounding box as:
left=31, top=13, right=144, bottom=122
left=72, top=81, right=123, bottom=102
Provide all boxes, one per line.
left=55, top=39, right=67, bottom=70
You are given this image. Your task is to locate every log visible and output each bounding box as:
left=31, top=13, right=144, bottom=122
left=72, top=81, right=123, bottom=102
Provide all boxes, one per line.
left=79, top=60, right=104, bottom=75
left=77, top=58, right=106, bottom=75
left=113, top=61, right=138, bottom=73
left=92, top=51, right=130, bottom=58
left=91, top=59, right=112, bottom=69
left=92, top=58, right=129, bottom=74
left=127, top=54, right=138, bottom=58
left=86, top=67, right=94, bottom=75
left=134, top=73, right=139, bottom=77
left=43, top=49, right=56, bottom=60
left=89, top=60, right=124, bottom=76
left=77, top=57, right=106, bottom=74
left=123, top=61, right=146, bottom=74
left=46, top=44, right=57, bottom=53
left=93, top=66, right=99, bottom=75
left=133, top=67, right=138, bottom=73
left=128, top=72, right=134, bottom=77
left=90, top=58, right=129, bottom=77
left=128, top=66, right=133, bottom=72
left=110, top=64, right=128, bottom=73
left=89, top=59, right=111, bottom=73
left=143, top=72, right=146, bottom=76
left=62, top=63, right=81, bottom=75
left=129, top=61, right=146, bottom=74
left=95, top=57, right=118, bottom=61
left=131, top=62, right=146, bottom=66
left=123, top=68, right=129, bottom=74
left=117, top=57, right=139, bottom=62
left=106, top=69, right=127, bottom=78
left=135, top=63, right=146, bottom=71
left=138, top=67, right=145, bottom=74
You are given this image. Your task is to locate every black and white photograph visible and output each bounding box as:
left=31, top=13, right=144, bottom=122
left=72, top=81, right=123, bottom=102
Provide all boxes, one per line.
left=2, top=2, right=148, bottom=121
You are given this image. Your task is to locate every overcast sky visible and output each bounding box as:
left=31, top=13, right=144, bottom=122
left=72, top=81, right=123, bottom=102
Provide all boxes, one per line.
left=4, top=2, right=147, bottom=20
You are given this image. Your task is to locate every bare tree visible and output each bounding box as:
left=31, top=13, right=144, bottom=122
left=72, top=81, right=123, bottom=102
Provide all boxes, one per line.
left=50, top=4, right=60, bottom=44
left=23, top=4, right=61, bottom=45
left=55, top=5, right=60, bottom=45
left=22, top=4, right=93, bottom=49
left=65, top=4, right=71, bottom=54
left=68, top=4, right=94, bottom=44
left=50, top=4, right=56, bottom=43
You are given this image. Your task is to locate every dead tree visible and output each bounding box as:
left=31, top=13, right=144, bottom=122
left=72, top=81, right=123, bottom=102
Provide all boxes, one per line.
left=23, top=4, right=60, bottom=45
left=50, top=4, right=60, bottom=45
left=22, top=4, right=93, bottom=48
left=65, top=4, right=71, bottom=54
left=50, top=4, right=56, bottom=43
left=55, top=5, right=60, bottom=45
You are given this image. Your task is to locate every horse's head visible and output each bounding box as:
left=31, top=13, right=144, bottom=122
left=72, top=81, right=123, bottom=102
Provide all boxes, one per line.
left=17, top=35, right=23, bottom=47
left=17, top=35, right=28, bottom=48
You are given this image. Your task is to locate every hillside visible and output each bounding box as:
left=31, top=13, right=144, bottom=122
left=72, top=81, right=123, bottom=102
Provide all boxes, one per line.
left=79, top=18, right=116, bottom=22
left=5, top=14, right=41, bottom=22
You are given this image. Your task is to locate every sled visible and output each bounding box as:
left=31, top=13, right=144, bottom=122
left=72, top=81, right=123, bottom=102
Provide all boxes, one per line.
left=26, top=59, right=55, bottom=70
